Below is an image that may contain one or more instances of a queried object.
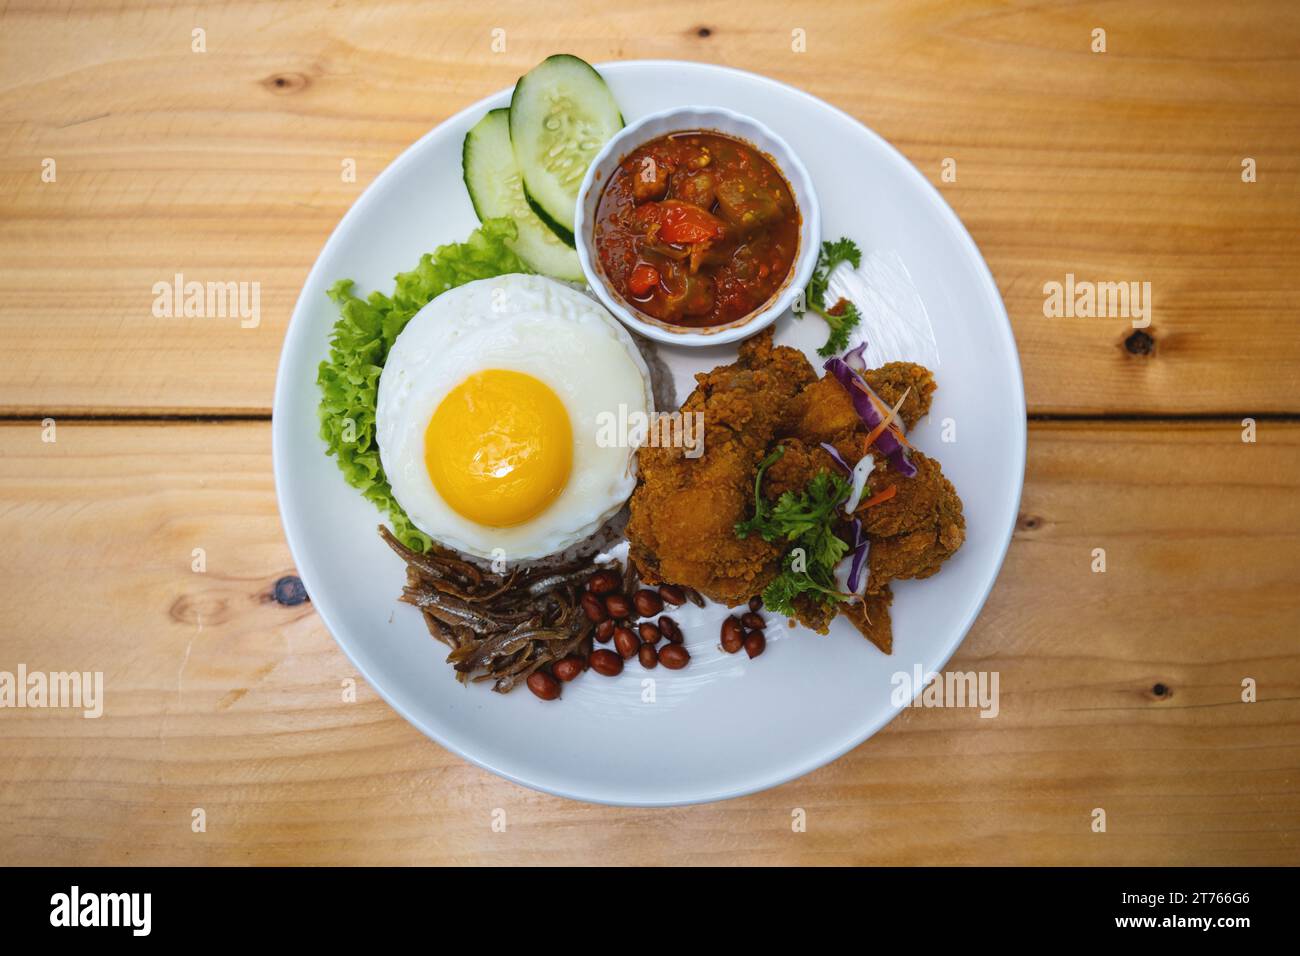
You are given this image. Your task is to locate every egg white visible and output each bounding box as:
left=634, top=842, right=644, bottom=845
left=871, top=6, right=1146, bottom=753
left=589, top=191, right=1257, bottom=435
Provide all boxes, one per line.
left=376, top=273, right=653, bottom=561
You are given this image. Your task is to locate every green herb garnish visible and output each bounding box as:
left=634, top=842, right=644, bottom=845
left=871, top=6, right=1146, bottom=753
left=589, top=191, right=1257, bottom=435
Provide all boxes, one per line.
left=316, top=217, right=528, bottom=552
left=799, top=237, right=863, bottom=357
left=734, top=445, right=853, bottom=616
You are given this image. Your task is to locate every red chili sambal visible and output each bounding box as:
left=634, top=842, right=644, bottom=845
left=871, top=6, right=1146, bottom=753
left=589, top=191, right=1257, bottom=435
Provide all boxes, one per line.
left=593, top=131, right=800, bottom=329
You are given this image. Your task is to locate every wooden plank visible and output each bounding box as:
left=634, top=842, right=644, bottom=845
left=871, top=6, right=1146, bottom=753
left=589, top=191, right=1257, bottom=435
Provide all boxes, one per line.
left=0, top=420, right=1295, bottom=865
left=1, top=1, right=1298, bottom=415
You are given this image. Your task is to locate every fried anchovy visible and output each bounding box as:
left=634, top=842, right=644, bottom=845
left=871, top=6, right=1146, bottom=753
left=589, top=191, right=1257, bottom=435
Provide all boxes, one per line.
left=400, top=588, right=526, bottom=635
left=515, top=553, right=607, bottom=587
left=420, top=610, right=457, bottom=650
left=523, top=567, right=597, bottom=596
left=457, top=626, right=572, bottom=675
left=406, top=565, right=516, bottom=604
left=381, top=526, right=619, bottom=694
left=414, top=600, right=496, bottom=638
left=379, top=524, right=505, bottom=590
left=493, top=656, right=549, bottom=694
left=490, top=622, right=594, bottom=693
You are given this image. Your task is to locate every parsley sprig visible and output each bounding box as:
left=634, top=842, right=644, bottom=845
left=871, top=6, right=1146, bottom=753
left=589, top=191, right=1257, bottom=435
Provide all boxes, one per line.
left=799, top=237, right=863, bottom=357
left=734, top=446, right=853, bottom=616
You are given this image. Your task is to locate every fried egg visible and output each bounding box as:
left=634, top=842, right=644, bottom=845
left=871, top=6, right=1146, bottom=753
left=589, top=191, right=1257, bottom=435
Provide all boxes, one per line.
left=376, top=273, right=652, bottom=561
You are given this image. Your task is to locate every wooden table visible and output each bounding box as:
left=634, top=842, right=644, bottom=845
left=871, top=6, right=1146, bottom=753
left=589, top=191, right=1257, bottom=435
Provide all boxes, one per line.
left=1, top=1, right=1297, bottom=865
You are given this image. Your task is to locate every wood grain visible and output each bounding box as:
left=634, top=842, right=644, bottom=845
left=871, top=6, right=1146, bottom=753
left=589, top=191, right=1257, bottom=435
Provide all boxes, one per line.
left=1, top=0, right=1298, bottom=415
left=1, top=420, right=1295, bottom=865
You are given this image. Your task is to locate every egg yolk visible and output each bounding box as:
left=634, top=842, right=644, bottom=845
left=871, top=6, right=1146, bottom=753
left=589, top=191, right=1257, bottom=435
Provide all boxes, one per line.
left=425, top=369, right=573, bottom=528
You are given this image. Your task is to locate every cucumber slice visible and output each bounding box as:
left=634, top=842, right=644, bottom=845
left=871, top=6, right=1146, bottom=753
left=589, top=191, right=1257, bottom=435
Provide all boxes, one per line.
left=509, top=54, right=622, bottom=243
left=463, top=109, right=584, bottom=281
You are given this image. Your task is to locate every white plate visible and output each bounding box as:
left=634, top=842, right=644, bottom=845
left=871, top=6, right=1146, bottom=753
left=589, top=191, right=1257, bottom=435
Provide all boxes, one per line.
left=272, top=60, right=1026, bottom=807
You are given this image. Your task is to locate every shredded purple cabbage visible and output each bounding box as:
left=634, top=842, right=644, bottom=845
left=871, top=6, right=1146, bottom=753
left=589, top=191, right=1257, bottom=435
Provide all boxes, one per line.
left=819, top=441, right=851, bottom=473
left=844, top=455, right=875, bottom=513
left=823, top=356, right=917, bottom=478
left=846, top=518, right=869, bottom=594
left=844, top=341, right=869, bottom=373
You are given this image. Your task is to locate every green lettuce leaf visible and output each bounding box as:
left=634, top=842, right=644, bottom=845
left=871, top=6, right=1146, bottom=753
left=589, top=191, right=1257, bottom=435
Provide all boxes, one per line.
left=316, top=217, right=529, bottom=551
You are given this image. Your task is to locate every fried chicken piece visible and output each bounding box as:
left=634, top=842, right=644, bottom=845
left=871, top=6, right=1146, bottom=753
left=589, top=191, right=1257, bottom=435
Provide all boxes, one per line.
left=840, top=586, right=894, bottom=654
left=857, top=451, right=960, bottom=538
left=631, top=329, right=961, bottom=654
left=780, top=363, right=958, bottom=590
left=860, top=451, right=965, bottom=593
left=780, top=361, right=937, bottom=446
left=761, top=437, right=838, bottom=499
left=786, top=593, right=837, bottom=635
left=771, top=384, right=962, bottom=642
left=758, top=438, right=846, bottom=634
left=777, top=369, right=960, bottom=643
left=626, top=329, right=817, bottom=605
left=862, top=362, right=936, bottom=430
left=779, top=374, right=860, bottom=447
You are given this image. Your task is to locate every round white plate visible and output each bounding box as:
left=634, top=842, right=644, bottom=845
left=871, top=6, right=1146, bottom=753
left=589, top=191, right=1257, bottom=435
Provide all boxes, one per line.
left=273, top=60, right=1025, bottom=806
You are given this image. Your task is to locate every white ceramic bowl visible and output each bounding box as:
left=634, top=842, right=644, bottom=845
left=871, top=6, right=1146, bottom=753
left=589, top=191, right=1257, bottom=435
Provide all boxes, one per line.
left=574, top=106, right=821, bottom=347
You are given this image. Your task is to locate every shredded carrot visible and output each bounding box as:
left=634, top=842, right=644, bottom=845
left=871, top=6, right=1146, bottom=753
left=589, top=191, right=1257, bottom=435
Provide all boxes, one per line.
left=858, top=485, right=898, bottom=510
left=852, top=376, right=913, bottom=448
left=862, top=418, right=890, bottom=450
left=862, top=386, right=912, bottom=451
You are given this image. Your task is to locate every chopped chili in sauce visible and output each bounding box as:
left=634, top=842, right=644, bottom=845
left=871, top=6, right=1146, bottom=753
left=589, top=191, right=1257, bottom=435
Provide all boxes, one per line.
left=593, top=131, right=800, bottom=329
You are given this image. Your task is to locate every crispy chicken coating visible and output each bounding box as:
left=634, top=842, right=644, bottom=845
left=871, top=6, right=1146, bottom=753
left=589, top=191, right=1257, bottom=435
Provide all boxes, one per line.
left=627, top=328, right=962, bottom=652
left=839, top=586, right=894, bottom=654
left=756, top=441, right=963, bottom=636
left=761, top=437, right=838, bottom=500
left=760, top=438, right=846, bottom=635
left=863, top=362, right=936, bottom=430
left=781, top=366, right=959, bottom=603
left=626, top=330, right=817, bottom=606
left=779, top=361, right=936, bottom=446
left=858, top=450, right=965, bottom=593
left=779, top=374, right=861, bottom=447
